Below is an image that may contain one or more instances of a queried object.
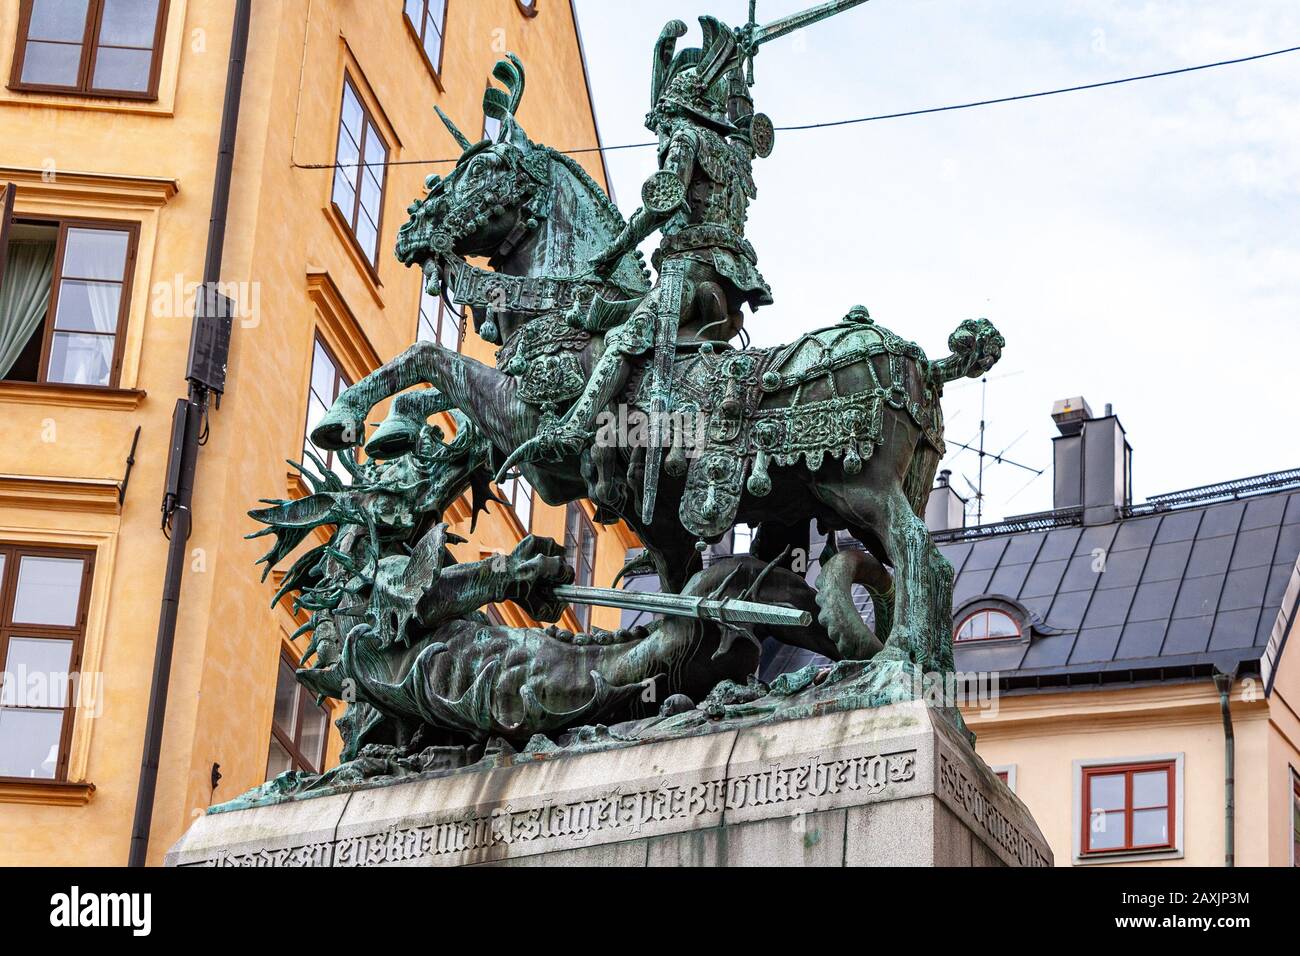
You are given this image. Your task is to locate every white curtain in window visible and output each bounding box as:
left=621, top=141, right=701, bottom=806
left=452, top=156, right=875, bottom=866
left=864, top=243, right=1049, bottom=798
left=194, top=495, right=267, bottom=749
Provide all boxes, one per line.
left=0, top=241, right=55, bottom=378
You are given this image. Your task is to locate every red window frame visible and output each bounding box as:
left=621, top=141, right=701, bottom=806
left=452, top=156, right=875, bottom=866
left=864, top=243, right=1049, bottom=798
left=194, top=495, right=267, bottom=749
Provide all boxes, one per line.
left=1081, top=760, right=1176, bottom=856
left=954, top=607, right=1021, bottom=643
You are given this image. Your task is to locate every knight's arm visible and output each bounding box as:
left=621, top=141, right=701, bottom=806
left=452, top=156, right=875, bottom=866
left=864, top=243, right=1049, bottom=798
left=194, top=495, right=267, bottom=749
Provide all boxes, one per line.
left=592, top=134, right=694, bottom=271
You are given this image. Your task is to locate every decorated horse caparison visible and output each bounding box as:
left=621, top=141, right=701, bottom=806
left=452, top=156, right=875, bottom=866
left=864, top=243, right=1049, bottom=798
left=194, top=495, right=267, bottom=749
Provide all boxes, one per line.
left=247, top=5, right=1004, bottom=794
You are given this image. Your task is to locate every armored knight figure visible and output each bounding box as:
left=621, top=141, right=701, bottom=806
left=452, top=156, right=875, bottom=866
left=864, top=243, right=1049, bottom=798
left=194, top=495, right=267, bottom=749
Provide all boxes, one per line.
left=503, top=17, right=775, bottom=496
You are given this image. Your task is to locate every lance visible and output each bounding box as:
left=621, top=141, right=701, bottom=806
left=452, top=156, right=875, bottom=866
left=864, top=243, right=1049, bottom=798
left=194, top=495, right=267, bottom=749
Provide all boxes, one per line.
left=697, top=0, right=873, bottom=88
left=552, top=584, right=811, bottom=628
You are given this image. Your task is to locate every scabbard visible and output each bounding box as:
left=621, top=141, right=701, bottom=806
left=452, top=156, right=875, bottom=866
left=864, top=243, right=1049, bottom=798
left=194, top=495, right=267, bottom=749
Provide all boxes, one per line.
left=641, top=258, right=687, bottom=525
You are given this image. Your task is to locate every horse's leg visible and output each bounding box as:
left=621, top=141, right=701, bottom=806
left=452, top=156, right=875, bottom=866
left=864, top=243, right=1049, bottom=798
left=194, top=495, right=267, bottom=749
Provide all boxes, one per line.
left=874, top=485, right=954, bottom=672
left=312, top=341, right=447, bottom=449
left=312, top=342, right=528, bottom=463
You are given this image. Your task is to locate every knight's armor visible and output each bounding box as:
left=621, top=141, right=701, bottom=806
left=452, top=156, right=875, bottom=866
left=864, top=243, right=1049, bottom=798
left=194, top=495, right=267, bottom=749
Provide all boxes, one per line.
left=506, top=21, right=773, bottom=479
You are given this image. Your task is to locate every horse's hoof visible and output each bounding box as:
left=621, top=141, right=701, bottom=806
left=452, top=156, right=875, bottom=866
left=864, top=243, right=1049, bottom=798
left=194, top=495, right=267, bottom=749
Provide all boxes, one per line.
left=365, top=420, right=420, bottom=460
left=311, top=416, right=365, bottom=451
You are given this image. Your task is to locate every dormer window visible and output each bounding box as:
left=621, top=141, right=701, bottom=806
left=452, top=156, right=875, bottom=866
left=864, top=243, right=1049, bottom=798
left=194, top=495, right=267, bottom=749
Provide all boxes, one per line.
left=955, top=607, right=1021, bottom=643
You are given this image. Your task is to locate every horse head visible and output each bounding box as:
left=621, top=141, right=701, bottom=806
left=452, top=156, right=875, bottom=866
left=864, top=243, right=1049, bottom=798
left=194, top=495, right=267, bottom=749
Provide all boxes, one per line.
left=396, top=55, right=647, bottom=343
left=397, top=56, right=550, bottom=266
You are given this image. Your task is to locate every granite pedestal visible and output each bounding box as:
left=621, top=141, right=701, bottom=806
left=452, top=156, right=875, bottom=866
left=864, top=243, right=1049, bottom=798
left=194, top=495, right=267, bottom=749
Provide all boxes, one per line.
left=167, top=700, right=1051, bottom=867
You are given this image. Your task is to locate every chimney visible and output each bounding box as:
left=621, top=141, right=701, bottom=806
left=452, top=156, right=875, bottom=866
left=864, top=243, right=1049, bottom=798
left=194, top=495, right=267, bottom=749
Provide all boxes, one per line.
left=1051, top=398, right=1132, bottom=526
left=926, top=469, right=967, bottom=532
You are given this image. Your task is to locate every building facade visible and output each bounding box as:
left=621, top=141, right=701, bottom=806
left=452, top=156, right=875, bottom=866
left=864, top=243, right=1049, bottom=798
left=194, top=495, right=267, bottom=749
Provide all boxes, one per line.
left=0, top=0, right=635, bottom=866
left=932, top=404, right=1300, bottom=867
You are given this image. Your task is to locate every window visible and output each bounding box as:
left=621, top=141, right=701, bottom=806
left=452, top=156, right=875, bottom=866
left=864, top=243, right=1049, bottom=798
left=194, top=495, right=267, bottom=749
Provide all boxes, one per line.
left=303, top=336, right=353, bottom=483
left=499, top=475, right=533, bottom=532
left=403, top=0, right=447, bottom=79
left=10, top=0, right=168, bottom=99
left=564, top=504, right=596, bottom=629
left=0, top=215, right=137, bottom=388
left=482, top=82, right=502, bottom=143
left=331, top=76, right=389, bottom=270
left=955, top=608, right=1021, bottom=642
left=732, top=523, right=755, bottom=555
left=1081, top=760, right=1176, bottom=856
left=990, top=765, right=1016, bottom=792
left=0, top=545, right=93, bottom=781
left=417, top=280, right=462, bottom=351
left=266, top=654, right=329, bottom=778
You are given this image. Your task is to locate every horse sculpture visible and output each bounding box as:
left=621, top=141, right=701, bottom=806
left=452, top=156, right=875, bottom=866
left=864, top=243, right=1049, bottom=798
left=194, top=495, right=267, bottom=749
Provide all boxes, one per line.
left=310, top=55, right=1004, bottom=685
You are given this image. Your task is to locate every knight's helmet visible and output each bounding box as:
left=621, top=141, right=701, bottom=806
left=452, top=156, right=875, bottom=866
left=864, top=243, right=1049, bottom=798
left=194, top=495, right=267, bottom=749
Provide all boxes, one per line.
left=648, top=17, right=748, bottom=136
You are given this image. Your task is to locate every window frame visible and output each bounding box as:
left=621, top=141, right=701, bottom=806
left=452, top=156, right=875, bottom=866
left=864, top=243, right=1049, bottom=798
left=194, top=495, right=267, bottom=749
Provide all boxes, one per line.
left=302, top=334, right=353, bottom=480
left=1073, top=754, right=1184, bottom=864
left=330, top=73, right=390, bottom=276
left=402, top=0, right=449, bottom=86
left=954, top=607, right=1022, bottom=643
left=498, top=475, right=534, bottom=533
left=267, top=650, right=330, bottom=777
left=417, top=281, right=463, bottom=353
left=564, top=504, right=597, bottom=629
left=0, top=214, right=138, bottom=390
left=9, top=0, right=170, bottom=101
left=0, top=543, right=96, bottom=784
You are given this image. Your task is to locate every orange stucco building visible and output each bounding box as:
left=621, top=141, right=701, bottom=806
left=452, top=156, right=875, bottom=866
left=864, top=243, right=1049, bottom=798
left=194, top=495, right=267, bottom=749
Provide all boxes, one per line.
left=0, top=0, right=635, bottom=866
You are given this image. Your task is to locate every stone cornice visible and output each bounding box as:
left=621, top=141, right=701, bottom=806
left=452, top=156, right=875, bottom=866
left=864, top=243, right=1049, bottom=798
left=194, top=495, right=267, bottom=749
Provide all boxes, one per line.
left=0, top=474, right=122, bottom=515
left=0, top=779, right=96, bottom=807
left=306, top=269, right=383, bottom=379
left=0, top=166, right=178, bottom=208
left=0, top=381, right=146, bottom=410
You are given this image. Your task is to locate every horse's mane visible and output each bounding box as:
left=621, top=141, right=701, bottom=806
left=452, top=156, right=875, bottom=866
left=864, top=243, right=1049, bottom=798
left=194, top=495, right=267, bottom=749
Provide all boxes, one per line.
left=541, top=146, right=628, bottom=234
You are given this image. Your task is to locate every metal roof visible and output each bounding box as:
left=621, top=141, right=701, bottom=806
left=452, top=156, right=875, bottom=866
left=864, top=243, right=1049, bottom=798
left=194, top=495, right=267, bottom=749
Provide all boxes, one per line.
left=625, top=476, right=1300, bottom=693
left=944, top=486, right=1300, bottom=689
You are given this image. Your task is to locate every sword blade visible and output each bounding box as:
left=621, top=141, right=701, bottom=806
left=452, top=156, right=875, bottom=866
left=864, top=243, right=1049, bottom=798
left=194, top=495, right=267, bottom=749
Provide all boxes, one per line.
left=553, top=585, right=812, bottom=628
left=752, top=0, right=872, bottom=48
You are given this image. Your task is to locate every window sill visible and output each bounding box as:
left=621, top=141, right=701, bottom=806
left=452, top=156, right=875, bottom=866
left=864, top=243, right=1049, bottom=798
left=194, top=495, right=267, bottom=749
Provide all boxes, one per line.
left=0, top=381, right=146, bottom=410
left=1074, top=846, right=1182, bottom=866
left=323, top=203, right=385, bottom=308
left=0, top=778, right=96, bottom=806
left=3, top=85, right=169, bottom=117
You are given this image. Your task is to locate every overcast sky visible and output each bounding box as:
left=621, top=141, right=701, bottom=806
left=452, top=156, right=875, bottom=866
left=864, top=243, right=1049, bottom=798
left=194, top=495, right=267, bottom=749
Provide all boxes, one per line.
left=571, top=0, right=1300, bottom=523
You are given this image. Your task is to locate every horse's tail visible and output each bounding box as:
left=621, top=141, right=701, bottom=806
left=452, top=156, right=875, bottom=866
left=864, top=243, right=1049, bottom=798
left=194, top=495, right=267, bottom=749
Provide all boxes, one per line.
left=904, top=440, right=941, bottom=521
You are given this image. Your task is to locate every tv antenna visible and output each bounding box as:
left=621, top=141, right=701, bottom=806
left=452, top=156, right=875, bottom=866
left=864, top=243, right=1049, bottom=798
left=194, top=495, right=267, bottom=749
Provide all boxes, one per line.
left=946, top=376, right=1044, bottom=526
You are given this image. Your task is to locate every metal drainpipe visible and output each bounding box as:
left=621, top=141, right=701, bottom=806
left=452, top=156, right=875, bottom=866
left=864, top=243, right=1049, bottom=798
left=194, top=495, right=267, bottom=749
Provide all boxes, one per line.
left=127, top=0, right=251, bottom=868
left=1213, top=668, right=1236, bottom=868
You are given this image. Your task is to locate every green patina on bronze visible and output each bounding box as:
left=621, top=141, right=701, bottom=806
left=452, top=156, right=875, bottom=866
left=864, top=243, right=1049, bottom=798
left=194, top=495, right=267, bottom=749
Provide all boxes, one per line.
left=227, top=3, right=1005, bottom=811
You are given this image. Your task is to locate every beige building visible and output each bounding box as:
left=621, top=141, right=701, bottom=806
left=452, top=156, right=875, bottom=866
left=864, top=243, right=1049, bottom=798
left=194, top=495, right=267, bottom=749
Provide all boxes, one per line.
left=0, top=0, right=636, bottom=866
left=930, top=402, right=1300, bottom=866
